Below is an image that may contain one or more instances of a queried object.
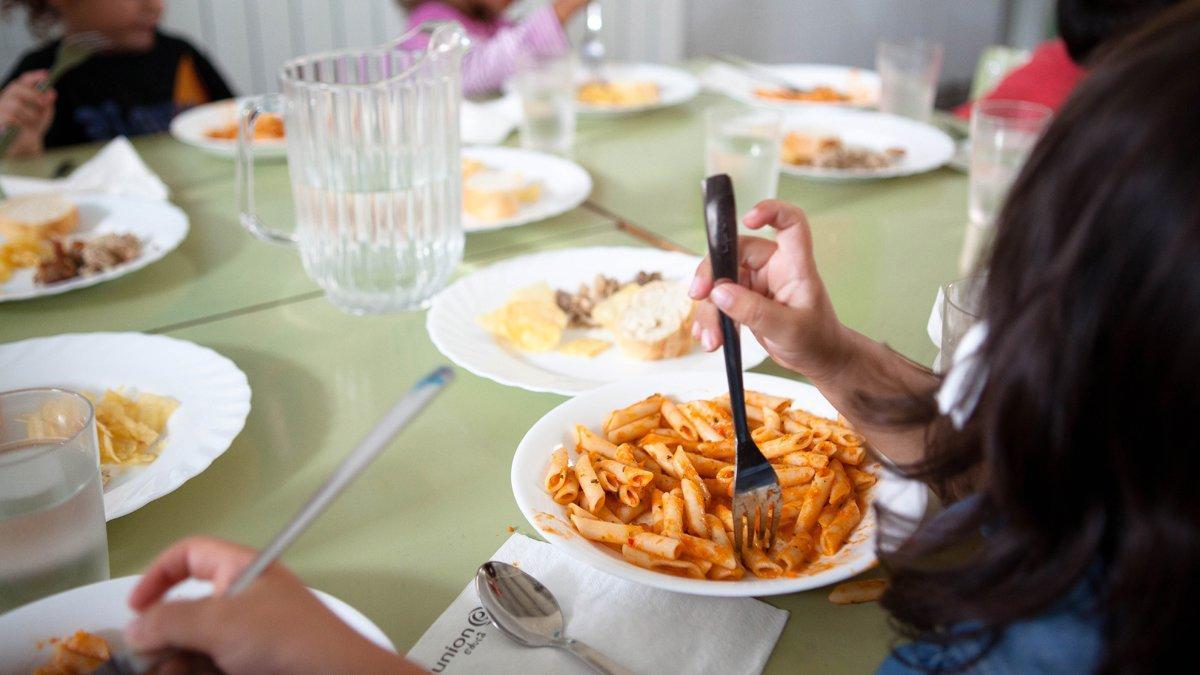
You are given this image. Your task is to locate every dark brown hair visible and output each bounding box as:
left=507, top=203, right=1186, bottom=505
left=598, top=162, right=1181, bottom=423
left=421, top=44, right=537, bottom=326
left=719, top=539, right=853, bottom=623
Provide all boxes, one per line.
left=875, top=2, right=1200, bottom=672
left=1, top=0, right=59, bottom=39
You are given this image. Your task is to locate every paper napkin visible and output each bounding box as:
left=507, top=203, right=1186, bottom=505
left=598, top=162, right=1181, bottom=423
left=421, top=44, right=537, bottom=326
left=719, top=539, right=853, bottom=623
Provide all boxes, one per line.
left=1, top=136, right=169, bottom=200
left=408, top=534, right=789, bottom=675
left=461, top=93, right=522, bottom=146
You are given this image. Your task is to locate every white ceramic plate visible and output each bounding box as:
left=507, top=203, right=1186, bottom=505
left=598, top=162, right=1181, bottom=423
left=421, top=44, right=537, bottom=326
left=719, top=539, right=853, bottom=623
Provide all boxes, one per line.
left=0, top=193, right=188, bottom=303
left=462, top=146, right=592, bottom=232
left=512, top=372, right=928, bottom=597
left=723, top=63, right=880, bottom=110
left=0, top=333, right=251, bottom=520
left=779, top=108, right=955, bottom=180
left=169, top=98, right=287, bottom=159
left=576, top=62, right=701, bottom=115
left=428, top=247, right=769, bottom=396
left=0, top=575, right=393, bottom=672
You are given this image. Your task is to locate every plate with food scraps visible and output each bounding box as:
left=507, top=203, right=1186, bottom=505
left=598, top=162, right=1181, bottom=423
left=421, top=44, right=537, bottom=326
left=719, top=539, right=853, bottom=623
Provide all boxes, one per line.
left=0, top=191, right=188, bottom=303
left=713, top=62, right=880, bottom=110
left=0, top=332, right=251, bottom=520
left=779, top=108, right=955, bottom=180
left=0, top=575, right=393, bottom=673
left=462, top=146, right=592, bottom=233
left=575, top=62, right=701, bottom=115
left=427, top=247, right=769, bottom=395
left=511, top=371, right=928, bottom=597
left=169, top=97, right=288, bottom=159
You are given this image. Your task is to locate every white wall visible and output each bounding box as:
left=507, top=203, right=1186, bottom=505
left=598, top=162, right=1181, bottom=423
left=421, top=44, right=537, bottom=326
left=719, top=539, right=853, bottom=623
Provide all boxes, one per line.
left=2, top=0, right=684, bottom=93
left=684, top=0, right=1011, bottom=84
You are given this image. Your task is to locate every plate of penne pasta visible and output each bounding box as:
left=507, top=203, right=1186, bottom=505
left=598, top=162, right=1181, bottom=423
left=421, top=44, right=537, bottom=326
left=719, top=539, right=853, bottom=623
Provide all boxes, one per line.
left=512, top=371, right=927, bottom=596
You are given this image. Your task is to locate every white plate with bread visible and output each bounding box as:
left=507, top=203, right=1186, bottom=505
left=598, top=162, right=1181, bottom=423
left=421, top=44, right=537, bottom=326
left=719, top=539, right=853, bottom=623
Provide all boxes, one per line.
left=462, top=146, right=592, bottom=232
left=0, top=192, right=188, bottom=302
left=427, top=246, right=769, bottom=395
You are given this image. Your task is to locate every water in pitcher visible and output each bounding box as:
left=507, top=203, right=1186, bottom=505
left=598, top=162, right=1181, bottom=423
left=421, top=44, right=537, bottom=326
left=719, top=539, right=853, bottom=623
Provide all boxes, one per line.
left=292, top=162, right=464, bottom=315
left=0, top=439, right=109, bottom=612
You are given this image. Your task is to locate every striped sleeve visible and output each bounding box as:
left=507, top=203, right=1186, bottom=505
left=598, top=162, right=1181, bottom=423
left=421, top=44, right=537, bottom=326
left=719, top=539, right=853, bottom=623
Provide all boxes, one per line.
left=460, top=4, right=570, bottom=96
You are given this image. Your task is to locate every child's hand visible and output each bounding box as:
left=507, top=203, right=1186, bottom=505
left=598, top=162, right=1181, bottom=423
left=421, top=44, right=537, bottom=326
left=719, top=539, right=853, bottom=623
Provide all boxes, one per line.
left=0, top=70, right=55, bottom=158
left=126, top=536, right=419, bottom=675
left=689, top=200, right=851, bottom=383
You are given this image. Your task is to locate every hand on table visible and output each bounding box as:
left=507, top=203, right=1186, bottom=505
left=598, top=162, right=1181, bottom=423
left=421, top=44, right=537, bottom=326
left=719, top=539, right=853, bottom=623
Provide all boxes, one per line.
left=0, top=70, right=55, bottom=158
left=126, top=536, right=418, bottom=675
left=689, top=200, right=851, bottom=384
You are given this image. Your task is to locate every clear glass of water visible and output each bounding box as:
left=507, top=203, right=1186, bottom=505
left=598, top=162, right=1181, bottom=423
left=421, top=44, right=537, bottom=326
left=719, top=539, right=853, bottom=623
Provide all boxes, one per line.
left=0, top=388, right=109, bottom=613
left=705, top=106, right=782, bottom=215
left=236, top=22, right=469, bottom=314
left=940, top=276, right=986, bottom=370
left=968, top=100, right=1052, bottom=229
left=513, top=55, right=576, bottom=156
left=876, top=39, right=944, bottom=122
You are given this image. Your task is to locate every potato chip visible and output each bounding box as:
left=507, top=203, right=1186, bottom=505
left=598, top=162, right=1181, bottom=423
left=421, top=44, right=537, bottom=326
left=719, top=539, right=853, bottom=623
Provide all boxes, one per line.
left=89, top=389, right=178, bottom=466
left=478, top=284, right=569, bottom=352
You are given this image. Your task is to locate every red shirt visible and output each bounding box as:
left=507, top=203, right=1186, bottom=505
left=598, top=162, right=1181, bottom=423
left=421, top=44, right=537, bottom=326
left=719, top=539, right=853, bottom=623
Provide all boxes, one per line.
left=955, top=39, right=1086, bottom=119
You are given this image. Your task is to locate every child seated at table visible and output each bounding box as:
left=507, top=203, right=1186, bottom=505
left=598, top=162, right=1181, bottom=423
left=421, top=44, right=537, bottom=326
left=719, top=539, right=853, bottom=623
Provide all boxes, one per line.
left=0, top=0, right=233, bottom=157
left=955, top=0, right=1182, bottom=118
left=400, top=0, right=588, bottom=96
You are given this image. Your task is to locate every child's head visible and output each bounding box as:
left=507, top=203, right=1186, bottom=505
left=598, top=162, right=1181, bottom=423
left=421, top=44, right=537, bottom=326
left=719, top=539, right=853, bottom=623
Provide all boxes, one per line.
left=398, top=0, right=516, bottom=22
left=1, top=0, right=162, bottom=51
left=1056, top=0, right=1184, bottom=63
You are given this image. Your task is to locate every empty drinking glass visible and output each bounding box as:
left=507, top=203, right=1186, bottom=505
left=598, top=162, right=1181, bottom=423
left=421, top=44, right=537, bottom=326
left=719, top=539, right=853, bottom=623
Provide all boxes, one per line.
left=968, top=100, right=1052, bottom=229
left=237, top=22, right=468, bottom=314
left=940, top=276, right=985, bottom=371
left=513, top=55, right=576, bottom=156
left=705, top=106, right=782, bottom=214
left=876, top=39, right=943, bottom=122
left=0, top=389, right=109, bottom=612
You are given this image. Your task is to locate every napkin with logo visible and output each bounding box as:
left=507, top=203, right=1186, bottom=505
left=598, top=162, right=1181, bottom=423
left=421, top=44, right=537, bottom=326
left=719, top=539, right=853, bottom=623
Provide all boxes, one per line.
left=0, top=136, right=169, bottom=200
left=408, top=534, right=789, bottom=675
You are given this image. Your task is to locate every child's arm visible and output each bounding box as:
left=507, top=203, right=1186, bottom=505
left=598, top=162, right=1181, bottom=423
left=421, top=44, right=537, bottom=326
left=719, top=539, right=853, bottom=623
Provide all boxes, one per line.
left=0, top=70, right=56, bottom=158
left=449, top=0, right=586, bottom=96
left=126, top=536, right=424, bottom=675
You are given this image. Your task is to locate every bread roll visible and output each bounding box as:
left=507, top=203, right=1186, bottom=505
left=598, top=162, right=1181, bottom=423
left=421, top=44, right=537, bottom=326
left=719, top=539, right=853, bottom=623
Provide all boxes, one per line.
left=613, top=280, right=696, bottom=360
left=0, top=194, right=79, bottom=240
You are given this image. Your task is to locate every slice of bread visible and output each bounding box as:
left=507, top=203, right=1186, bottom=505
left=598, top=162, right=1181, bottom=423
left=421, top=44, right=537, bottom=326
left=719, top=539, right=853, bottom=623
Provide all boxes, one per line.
left=613, top=280, right=696, bottom=360
left=0, top=194, right=79, bottom=240
left=463, top=171, right=541, bottom=221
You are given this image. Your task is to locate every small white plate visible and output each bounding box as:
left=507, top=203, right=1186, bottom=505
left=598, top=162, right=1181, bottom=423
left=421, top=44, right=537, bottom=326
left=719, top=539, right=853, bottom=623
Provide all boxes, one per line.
left=0, top=193, right=189, bottom=303
left=427, top=247, right=769, bottom=395
left=512, top=372, right=928, bottom=597
left=779, top=108, right=955, bottom=180
left=722, top=63, right=880, bottom=110
left=169, top=98, right=287, bottom=159
left=0, top=333, right=251, bottom=520
left=576, top=62, right=701, bottom=115
left=462, top=146, right=592, bottom=232
left=0, top=575, right=394, bottom=672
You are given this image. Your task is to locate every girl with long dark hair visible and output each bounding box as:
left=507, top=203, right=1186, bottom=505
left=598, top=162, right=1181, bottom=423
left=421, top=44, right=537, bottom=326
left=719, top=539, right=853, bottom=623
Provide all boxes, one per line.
left=691, top=2, right=1200, bottom=671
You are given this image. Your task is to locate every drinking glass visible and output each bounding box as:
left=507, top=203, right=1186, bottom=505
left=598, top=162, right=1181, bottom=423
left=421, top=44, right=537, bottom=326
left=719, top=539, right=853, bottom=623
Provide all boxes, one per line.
left=237, top=22, right=468, bottom=314
left=876, top=39, right=943, bottom=122
left=513, top=55, right=576, bottom=155
left=0, top=388, right=109, bottom=612
left=968, top=100, right=1052, bottom=230
left=705, top=106, right=782, bottom=214
left=940, top=276, right=985, bottom=370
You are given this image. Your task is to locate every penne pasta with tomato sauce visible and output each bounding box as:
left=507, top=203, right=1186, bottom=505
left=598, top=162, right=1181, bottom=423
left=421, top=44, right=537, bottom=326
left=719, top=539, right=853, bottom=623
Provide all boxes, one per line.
left=540, top=391, right=879, bottom=580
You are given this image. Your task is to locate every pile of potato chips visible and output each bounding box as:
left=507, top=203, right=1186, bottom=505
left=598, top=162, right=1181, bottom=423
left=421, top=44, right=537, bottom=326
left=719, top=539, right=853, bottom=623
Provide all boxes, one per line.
left=0, top=234, right=50, bottom=282
left=477, top=283, right=569, bottom=352
left=92, top=390, right=179, bottom=466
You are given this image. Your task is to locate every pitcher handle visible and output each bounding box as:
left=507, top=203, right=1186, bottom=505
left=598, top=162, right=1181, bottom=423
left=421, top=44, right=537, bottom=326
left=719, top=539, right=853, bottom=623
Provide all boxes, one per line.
left=236, top=94, right=297, bottom=245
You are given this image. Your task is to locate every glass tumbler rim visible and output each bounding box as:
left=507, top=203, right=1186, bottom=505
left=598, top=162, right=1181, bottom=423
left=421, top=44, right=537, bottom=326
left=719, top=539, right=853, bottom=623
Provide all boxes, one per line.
left=944, top=275, right=987, bottom=319
left=0, top=388, right=95, bottom=468
left=973, top=99, right=1053, bottom=123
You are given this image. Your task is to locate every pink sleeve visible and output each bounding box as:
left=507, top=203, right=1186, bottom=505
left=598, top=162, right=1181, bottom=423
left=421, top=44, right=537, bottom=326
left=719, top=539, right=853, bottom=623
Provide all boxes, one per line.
left=459, top=5, right=570, bottom=96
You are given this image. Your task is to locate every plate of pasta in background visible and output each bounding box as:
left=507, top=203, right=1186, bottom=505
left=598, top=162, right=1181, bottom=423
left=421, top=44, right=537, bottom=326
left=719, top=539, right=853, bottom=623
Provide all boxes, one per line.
left=511, top=371, right=928, bottom=596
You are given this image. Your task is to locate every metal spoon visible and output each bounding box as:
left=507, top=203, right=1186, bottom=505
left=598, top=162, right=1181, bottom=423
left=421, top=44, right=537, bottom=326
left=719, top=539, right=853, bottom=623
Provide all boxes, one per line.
left=476, top=561, right=633, bottom=675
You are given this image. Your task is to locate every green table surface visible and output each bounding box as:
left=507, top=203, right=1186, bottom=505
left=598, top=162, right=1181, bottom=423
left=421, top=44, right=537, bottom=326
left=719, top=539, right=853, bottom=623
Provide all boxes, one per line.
left=1, top=88, right=971, bottom=673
